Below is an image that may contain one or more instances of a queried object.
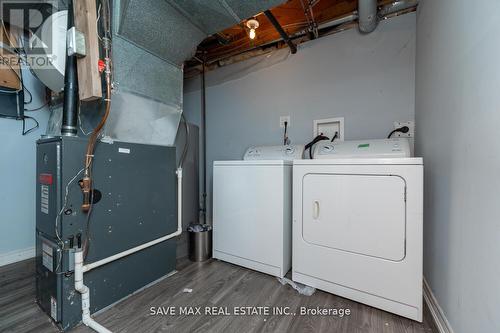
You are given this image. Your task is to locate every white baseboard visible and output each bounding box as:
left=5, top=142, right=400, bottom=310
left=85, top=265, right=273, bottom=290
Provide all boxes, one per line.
left=423, top=278, right=454, bottom=333
left=0, top=247, right=35, bottom=267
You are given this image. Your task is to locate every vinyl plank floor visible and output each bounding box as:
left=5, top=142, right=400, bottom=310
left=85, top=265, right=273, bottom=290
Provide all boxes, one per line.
left=0, top=258, right=438, bottom=333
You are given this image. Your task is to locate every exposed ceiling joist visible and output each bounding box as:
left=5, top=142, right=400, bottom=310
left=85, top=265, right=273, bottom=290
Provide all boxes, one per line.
left=263, top=10, right=297, bottom=54
left=185, top=0, right=416, bottom=77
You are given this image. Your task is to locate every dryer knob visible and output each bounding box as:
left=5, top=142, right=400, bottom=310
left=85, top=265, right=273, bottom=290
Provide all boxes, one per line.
left=322, top=144, right=334, bottom=153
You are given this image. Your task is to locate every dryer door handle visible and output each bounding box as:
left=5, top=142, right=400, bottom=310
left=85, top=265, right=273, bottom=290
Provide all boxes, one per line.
left=313, top=200, right=320, bottom=220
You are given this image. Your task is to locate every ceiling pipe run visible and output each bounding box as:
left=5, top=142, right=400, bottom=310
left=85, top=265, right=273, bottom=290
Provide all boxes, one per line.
left=264, top=10, right=297, bottom=54
left=358, top=0, right=378, bottom=33
left=379, top=0, right=418, bottom=17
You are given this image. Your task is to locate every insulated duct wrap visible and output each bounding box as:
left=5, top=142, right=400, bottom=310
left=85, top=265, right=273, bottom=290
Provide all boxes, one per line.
left=99, top=0, right=284, bottom=146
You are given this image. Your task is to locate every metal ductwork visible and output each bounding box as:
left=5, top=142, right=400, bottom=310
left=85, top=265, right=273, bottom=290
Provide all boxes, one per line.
left=100, top=0, right=286, bottom=146
left=358, top=0, right=378, bottom=33
left=49, top=0, right=286, bottom=145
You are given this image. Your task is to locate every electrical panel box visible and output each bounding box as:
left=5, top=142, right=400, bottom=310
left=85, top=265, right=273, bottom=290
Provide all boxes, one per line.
left=35, top=136, right=177, bottom=331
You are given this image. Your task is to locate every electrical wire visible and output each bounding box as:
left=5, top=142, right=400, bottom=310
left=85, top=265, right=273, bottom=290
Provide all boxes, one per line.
left=23, top=85, right=32, bottom=104
left=305, top=134, right=329, bottom=159
left=78, top=101, right=91, bottom=136
left=387, top=126, right=409, bottom=138
left=21, top=115, right=39, bottom=135
left=24, top=100, right=49, bottom=112
left=283, top=121, right=290, bottom=145
left=54, top=168, right=85, bottom=272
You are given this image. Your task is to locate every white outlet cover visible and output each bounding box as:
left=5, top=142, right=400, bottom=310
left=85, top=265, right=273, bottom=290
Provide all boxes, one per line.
left=280, top=116, right=290, bottom=128
left=393, top=121, right=415, bottom=138
left=313, top=117, right=344, bottom=141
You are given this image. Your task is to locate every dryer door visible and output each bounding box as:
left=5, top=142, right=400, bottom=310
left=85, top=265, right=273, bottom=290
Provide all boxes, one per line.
left=302, top=173, right=406, bottom=261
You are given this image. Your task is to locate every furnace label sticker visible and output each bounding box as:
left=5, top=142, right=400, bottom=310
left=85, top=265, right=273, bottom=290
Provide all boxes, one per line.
left=118, top=147, right=131, bottom=154
left=42, top=242, right=54, bottom=272
left=41, top=185, right=49, bottom=214
left=50, top=296, right=57, bottom=320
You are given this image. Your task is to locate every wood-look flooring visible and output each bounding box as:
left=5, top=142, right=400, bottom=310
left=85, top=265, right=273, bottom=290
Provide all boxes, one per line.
left=0, top=258, right=437, bottom=333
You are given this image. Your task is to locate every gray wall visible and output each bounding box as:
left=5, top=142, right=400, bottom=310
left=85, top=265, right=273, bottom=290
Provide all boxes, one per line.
left=183, top=13, right=416, bottom=221
left=0, top=67, right=50, bottom=265
left=415, top=1, right=500, bottom=332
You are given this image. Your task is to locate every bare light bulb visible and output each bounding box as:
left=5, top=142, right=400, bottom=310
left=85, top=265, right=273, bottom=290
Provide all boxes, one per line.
left=246, top=18, right=259, bottom=40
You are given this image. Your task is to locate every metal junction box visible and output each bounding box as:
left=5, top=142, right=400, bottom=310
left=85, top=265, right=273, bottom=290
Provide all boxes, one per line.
left=35, top=136, right=177, bottom=330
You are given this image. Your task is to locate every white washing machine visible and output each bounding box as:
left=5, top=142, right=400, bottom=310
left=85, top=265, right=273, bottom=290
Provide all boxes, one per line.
left=213, top=145, right=304, bottom=277
left=293, top=138, right=423, bottom=321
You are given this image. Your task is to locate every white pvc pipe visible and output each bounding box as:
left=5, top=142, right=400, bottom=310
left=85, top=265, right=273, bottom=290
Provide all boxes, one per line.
left=83, top=168, right=183, bottom=273
left=75, top=251, right=112, bottom=333
left=74, top=168, right=183, bottom=333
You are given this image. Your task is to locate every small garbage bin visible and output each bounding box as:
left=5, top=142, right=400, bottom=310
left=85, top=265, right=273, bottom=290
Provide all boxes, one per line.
left=188, top=224, right=212, bottom=262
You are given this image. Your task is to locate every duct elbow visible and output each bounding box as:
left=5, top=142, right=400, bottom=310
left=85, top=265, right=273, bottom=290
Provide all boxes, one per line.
left=358, top=0, right=378, bottom=33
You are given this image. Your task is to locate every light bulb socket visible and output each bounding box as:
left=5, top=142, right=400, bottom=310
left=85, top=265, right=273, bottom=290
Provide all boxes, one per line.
left=246, top=19, right=259, bottom=40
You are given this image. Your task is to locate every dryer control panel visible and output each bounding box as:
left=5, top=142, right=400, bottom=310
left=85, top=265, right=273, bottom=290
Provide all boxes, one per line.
left=244, top=145, right=305, bottom=160
left=313, top=138, right=411, bottom=159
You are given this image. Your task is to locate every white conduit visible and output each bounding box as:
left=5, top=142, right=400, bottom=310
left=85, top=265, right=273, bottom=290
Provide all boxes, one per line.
left=74, top=168, right=183, bottom=333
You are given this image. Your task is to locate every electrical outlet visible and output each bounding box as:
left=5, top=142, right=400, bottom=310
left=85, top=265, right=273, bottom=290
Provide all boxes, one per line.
left=393, top=121, right=415, bottom=138
left=280, top=116, right=290, bottom=128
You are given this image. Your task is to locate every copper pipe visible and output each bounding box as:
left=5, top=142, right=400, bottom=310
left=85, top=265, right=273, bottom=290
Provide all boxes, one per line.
left=81, top=33, right=112, bottom=212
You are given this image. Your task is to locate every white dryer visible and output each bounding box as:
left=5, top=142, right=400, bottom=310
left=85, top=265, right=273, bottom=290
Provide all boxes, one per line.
left=293, top=138, right=423, bottom=321
left=213, top=145, right=304, bottom=277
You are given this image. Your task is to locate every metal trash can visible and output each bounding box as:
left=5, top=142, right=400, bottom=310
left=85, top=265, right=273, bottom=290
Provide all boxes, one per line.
left=188, top=224, right=212, bottom=262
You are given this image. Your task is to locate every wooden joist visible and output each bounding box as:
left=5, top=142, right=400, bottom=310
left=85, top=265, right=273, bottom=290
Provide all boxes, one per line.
left=73, top=0, right=102, bottom=101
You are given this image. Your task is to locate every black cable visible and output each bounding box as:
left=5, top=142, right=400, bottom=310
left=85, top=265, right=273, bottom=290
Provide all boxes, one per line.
left=305, top=134, right=330, bottom=159
left=387, top=126, right=409, bottom=138
left=25, top=100, right=49, bottom=112
left=0, top=114, right=39, bottom=135
left=21, top=115, right=39, bottom=135
left=23, top=85, right=32, bottom=104
left=283, top=121, right=289, bottom=145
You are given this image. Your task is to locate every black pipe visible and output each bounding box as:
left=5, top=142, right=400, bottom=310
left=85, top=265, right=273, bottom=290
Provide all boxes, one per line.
left=61, top=0, right=79, bottom=136
left=201, top=57, right=207, bottom=224
left=264, top=10, right=297, bottom=54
